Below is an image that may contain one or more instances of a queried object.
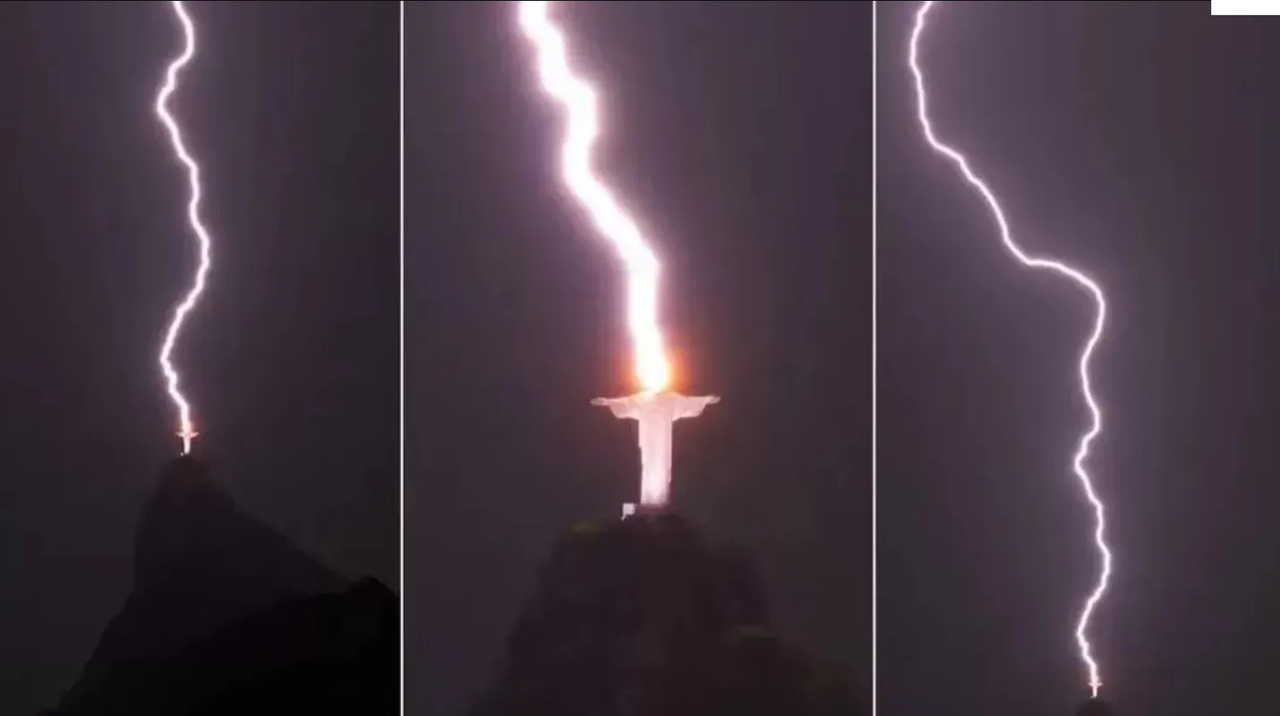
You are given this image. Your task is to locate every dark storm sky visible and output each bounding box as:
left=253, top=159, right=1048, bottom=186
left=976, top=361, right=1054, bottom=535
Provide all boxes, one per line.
left=406, top=2, right=870, bottom=713
left=0, top=2, right=398, bottom=711
left=880, top=1, right=1280, bottom=714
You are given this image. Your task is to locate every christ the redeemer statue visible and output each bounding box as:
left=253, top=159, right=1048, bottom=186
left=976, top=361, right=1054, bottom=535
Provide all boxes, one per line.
left=591, top=390, right=719, bottom=509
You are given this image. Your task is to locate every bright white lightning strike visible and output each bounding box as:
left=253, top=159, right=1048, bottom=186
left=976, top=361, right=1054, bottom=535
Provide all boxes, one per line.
left=518, top=1, right=720, bottom=509
left=155, top=0, right=213, bottom=456
left=909, top=0, right=1113, bottom=697
left=516, top=0, right=671, bottom=394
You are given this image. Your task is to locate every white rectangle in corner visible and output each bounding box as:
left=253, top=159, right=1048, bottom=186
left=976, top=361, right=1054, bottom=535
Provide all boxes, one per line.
left=1213, top=0, right=1280, bottom=14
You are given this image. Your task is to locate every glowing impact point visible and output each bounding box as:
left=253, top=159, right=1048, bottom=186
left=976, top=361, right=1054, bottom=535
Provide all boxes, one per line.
left=909, top=0, right=1113, bottom=696
left=593, top=392, right=719, bottom=508
left=155, top=0, right=214, bottom=456
left=519, top=0, right=720, bottom=509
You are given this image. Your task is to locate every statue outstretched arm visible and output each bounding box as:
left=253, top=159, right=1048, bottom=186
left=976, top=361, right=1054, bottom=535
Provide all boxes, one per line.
left=591, top=396, right=639, bottom=419
left=674, top=394, right=719, bottom=420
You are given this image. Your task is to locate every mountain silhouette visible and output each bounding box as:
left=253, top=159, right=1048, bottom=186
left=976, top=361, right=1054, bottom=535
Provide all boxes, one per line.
left=471, top=512, right=865, bottom=716
left=1076, top=696, right=1116, bottom=716
left=48, top=455, right=396, bottom=715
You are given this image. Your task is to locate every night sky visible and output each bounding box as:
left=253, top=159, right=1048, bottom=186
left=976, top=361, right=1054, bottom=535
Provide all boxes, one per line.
left=0, top=2, right=398, bottom=712
left=406, top=2, right=870, bottom=714
left=880, top=1, right=1280, bottom=714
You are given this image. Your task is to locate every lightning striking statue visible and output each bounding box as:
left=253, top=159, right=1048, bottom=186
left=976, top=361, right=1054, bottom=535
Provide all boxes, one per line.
left=518, top=1, right=722, bottom=515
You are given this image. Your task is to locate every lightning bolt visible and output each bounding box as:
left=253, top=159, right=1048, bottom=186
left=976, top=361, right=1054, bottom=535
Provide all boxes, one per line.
left=516, top=0, right=672, bottom=394
left=154, top=0, right=213, bottom=456
left=908, top=0, right=1112, bottom=696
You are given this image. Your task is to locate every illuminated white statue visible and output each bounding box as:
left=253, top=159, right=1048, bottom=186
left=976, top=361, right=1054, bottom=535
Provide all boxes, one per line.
left=592, top=390, right=719, bottom=508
